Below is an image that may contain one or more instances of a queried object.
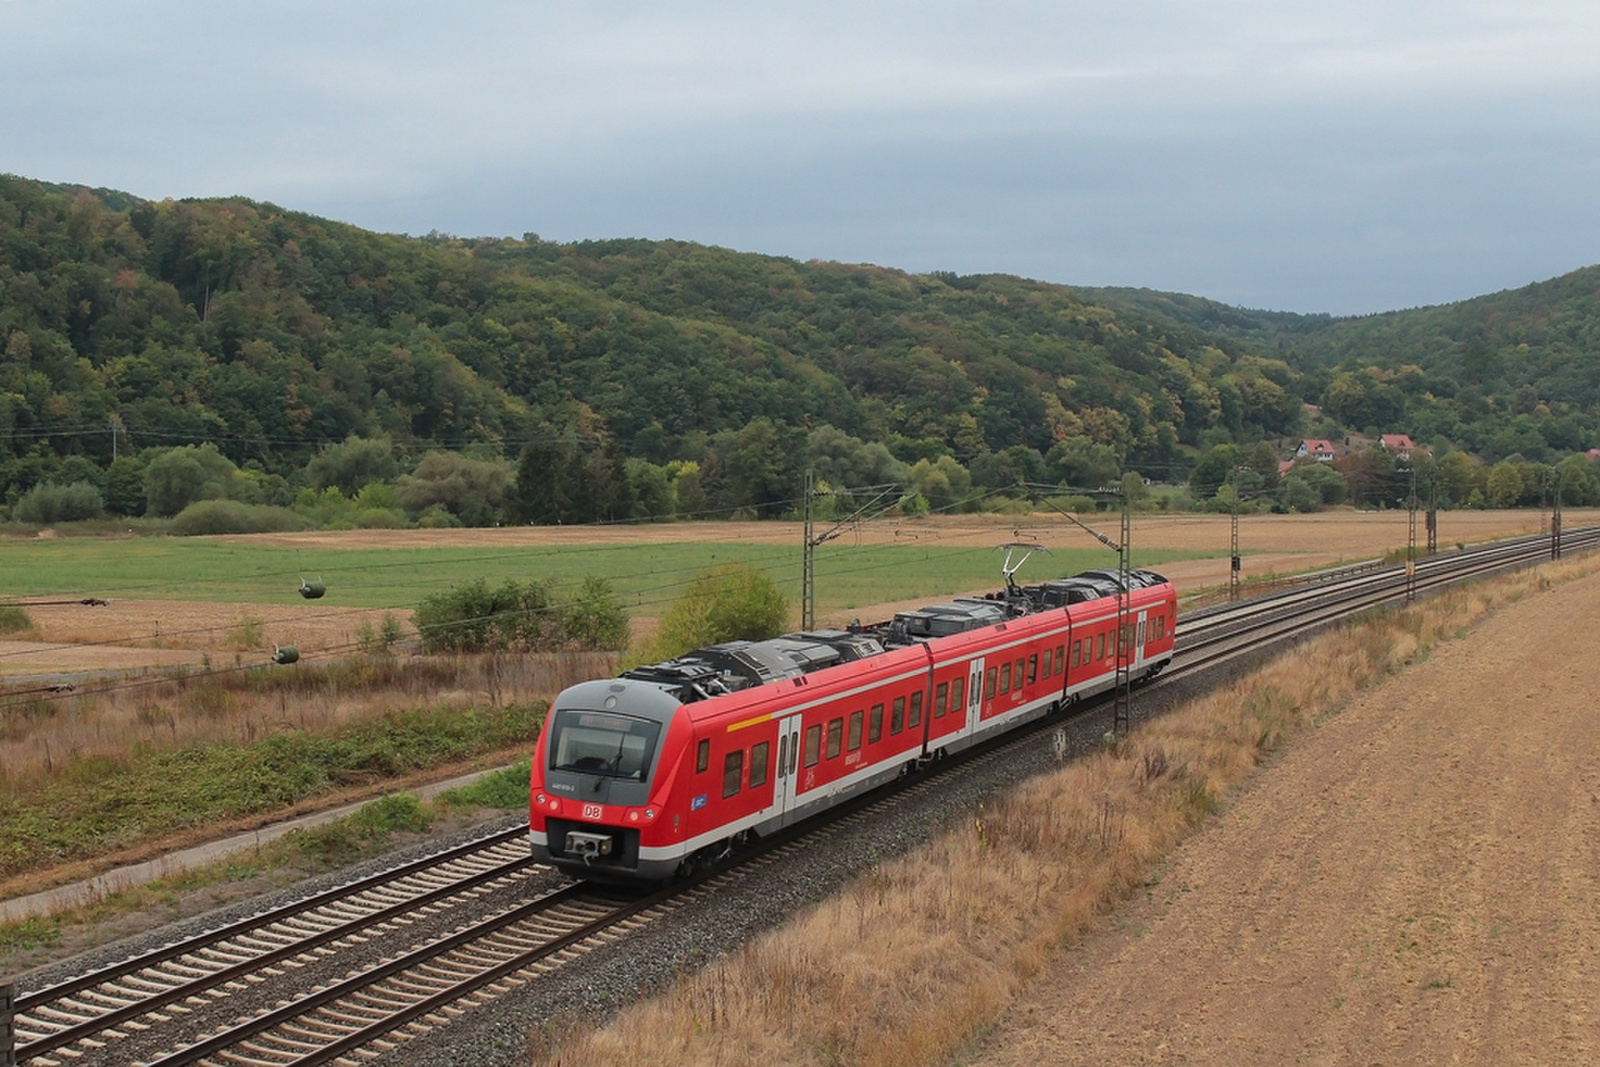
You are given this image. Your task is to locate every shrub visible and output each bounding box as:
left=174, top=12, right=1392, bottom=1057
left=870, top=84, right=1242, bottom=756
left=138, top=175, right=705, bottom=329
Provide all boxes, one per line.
left=13, top=481, right=103, bottom=524
left=560, top=576, right=631, bottom=650
left=0, top=604, right=32, bottom=634
left=169, top=500, right=307, bottom=535
left=648, top=563, right=788, bottom=661
left=414, top=576, right=629, bottom=654
left=414, top=577, right=558, bottom=653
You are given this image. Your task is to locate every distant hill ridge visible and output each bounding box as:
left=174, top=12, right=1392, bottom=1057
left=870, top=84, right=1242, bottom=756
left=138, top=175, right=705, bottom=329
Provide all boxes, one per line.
left=1, top=172, right=1597, bottom=507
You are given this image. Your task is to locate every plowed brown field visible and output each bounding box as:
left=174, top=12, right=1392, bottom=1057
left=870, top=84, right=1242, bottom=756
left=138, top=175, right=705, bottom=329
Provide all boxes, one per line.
left=970, top=560, right=1600, bottom=1065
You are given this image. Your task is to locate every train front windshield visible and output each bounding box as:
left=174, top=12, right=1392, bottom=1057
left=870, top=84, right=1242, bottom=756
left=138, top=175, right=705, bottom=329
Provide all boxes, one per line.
left=547, top=709, right=661, bottom=780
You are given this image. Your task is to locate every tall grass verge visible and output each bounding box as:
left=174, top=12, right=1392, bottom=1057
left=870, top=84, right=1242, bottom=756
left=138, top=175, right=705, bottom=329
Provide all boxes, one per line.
left=0, top=698, right=548, bottom=884
left=530, top=557, right=1596, bottom=1067
left=0, top=651, right=612, bottom=796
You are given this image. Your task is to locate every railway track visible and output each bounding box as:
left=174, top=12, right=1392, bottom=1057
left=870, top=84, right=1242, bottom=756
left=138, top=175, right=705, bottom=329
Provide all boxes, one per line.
left=6, top=525, right=1592, bottom=1065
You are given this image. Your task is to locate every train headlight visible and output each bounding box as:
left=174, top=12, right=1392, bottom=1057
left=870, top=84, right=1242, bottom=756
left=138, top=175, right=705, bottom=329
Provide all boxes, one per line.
left=628, top=811, right=640, bottom=822
left=535, top=793, right=546, bottom=805
left=644, top=808, right=656, bottom=820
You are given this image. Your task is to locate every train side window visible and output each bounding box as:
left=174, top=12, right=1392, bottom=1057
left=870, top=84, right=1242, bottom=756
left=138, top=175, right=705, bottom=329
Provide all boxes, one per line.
left=951, top=676, right=966, bottom=712
left=696, top=738, right=710, bottom=773
left=934, top=682, right=949, bottom=717
left=1054, top=645, right=1065, bottom=675
left=1071, top=640, right=1081, bottom=668
left=909, top=690, right=923, bottom=727
left=750, top=741, right=770, bottom=789
left=871, top=703, right=886, bottom=743
left=985, top=666, right=998, bottom=699
left=1027, top=653, right=1038, bottom=685
left=998, top=662, right=1011, bottom=695
left=1097, top=632, right=1107, bottom=660
left=723, top=750, right=743, bottom=798
left=848, top=710, right=864, bottom=751
left=777, top=735, right=788, bottom=778
left=826, top=717, right=844, bottom=758
left=1014, top=656, right=1025, bottom=688
left=890, top=697, right=904, bottom=734
left=804, top=725, right=821, bottom=767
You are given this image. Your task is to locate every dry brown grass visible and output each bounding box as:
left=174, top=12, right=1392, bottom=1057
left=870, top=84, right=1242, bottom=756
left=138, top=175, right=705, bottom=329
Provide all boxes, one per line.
left=0, top=652, right=615, bottom=795
left=528, top=555, right=1595, bottom=1067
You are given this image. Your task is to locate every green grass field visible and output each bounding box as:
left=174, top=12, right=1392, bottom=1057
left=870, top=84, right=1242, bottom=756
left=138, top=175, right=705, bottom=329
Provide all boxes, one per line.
left=0, top=537, right=1204, bottom=618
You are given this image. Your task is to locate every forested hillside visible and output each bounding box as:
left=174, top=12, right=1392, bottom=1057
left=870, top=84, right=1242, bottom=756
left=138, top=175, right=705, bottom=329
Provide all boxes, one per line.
left=2, top=172, right=1599, bottom=528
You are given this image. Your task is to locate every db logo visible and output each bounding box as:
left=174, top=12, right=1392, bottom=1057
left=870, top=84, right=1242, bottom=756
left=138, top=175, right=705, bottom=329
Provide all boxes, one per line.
left=582, top=803, right=603, bottom=820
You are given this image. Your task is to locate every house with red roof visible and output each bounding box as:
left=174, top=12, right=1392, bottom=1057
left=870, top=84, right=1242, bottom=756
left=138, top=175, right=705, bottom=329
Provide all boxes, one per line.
left=1295, top=439, right=1338, bottom=463
left=1377, top=434, right=1417, bottom=458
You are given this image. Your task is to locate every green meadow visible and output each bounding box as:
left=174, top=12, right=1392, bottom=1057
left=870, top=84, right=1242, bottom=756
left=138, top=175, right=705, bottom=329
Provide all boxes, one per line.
left=0, top=536, right=1202, bottom=619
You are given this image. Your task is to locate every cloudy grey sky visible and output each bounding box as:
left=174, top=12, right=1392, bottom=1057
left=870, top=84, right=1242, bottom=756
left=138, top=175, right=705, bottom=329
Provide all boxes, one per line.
left=3, top=1, right=1598, bottom=314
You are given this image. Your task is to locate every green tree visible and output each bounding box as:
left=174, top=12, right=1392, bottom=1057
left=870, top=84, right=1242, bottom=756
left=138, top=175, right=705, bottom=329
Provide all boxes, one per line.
left=558, top=576, right=631, bottom=650
left=395, top=451, right=512, bottom=526
left=142, top=444, right=243, bottom=517
left=1187, top=444, right=1241, bottom=500
left=1484, top=461, right=1523, bottom=508
left=906, top=455, right=974, bottom=513
left=646, top=564, right=789, bottom=661
left=305, top=434, right=399, bottom=496
left=13, top=481, right=103, bottom=523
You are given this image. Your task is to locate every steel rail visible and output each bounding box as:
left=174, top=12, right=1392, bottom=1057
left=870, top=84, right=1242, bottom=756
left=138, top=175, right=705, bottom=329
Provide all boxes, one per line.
left=12, top=825, right=531, bottom=1060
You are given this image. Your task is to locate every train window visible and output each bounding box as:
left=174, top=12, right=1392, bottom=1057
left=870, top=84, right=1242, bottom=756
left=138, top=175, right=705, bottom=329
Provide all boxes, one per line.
left=723, top=750, right=743, bottom=798
left=777, top=735, right=788, bottom=778
left=696, top=738, right=710, bottom=773
left=1027, top=654, right=1038, bottom=685
left=1014, top=657, right=1025, bottom=688
left=890, top=697, right=904, bottom=734
left=750, top=742, right=770, bottom=788
left=790, top=734, right=800, bottom=774
left=826, top=717, right=843, bottom=759
left=1097, top=632, right=1107, bottom=660
left=998, top=662, right=1011, bottom=695
left=804, top=725, right=821, bottom=767
left=951, top=676, right=966, bottom=713
left=1054, top=645, right=1064, bottom=675
left=1071, top=640, right=1081, bottom=668
left=848, top=710, right=864, bottom=751
left=871, top=703, right=886, bottom=743
left=934, top=682, right=949, bottom=718
left=909, top=690, right=923, bottom=727
left=985, top=666, right=997, bottom=700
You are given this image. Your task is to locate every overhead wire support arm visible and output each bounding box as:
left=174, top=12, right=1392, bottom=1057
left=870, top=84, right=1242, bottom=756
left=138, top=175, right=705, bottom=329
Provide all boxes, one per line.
left=801, top=473, right=904, bottom=631
left=1021, top=480, right=1135, bottom=736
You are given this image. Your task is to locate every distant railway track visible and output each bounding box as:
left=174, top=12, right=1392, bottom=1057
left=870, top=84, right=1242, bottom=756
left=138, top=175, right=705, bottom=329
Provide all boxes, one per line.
left=7, top=525, right=1592, bottom=1066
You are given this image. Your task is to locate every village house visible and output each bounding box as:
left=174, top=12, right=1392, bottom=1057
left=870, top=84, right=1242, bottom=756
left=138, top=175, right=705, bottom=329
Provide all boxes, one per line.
left=1377, top=433, right=1417, bottom=459
left=1295, top=439, right=1338, bottom=462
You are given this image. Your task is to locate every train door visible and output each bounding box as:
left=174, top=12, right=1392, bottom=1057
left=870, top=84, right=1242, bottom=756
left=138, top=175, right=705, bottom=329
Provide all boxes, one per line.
left=962, top=656, right=985, bottom=741
left=1131, top=610, right=1148, bottom=672
left=772, top=712, right=806, bottom=825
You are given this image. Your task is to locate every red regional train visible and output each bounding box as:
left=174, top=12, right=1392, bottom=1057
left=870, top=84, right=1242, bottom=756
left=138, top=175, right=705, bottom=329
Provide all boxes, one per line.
left=528, top=566, right=1177, bottom=881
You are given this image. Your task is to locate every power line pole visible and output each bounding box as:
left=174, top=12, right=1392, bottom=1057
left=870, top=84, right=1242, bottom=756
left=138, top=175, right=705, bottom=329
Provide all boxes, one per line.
left=1551, top=467, right=1563, bottom=561
left=802, top=469, right=816, bottom=630
left=1113, top=488, right=1133, bottom=738
left=1405, top=463, right=1417, bottom=603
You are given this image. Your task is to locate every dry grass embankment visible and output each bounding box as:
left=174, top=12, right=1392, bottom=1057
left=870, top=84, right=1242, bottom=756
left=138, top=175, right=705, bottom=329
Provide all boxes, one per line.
left=530, top=557, right=1595, bottom=1067
left=0, top=652, right=613, bottom=796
